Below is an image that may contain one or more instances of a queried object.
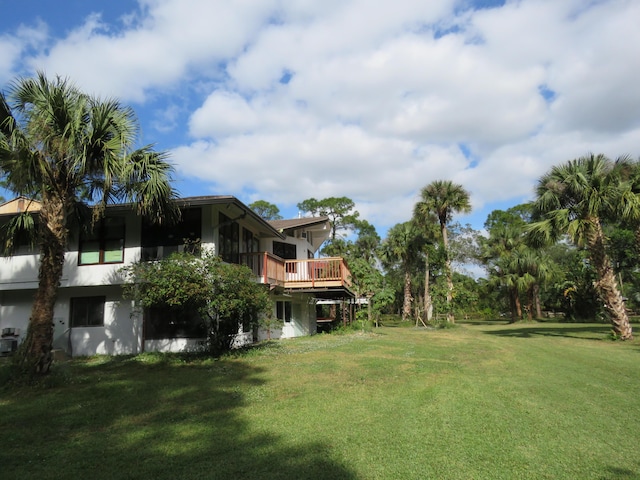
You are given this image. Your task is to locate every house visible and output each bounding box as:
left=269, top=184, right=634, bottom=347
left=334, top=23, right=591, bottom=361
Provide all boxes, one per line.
left=0, top=196, right=42, bottom=214
left=0, top=196, right=354, bottom=356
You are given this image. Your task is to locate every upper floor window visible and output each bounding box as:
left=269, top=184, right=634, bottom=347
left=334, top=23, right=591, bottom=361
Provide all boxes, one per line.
left=141, top=208, right=201, bottom=261
left=243, top=228, right=259, bottom=253
left=273, top=241, right=297, bottom=273
left=219, top=212, right=239, bottom=264
left=79, top=217, right=125, bottom=265
left=0, top=215, right=38, bottom=256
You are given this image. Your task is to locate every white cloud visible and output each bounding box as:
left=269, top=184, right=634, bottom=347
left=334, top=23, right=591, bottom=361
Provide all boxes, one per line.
left=3, top=0, right=640, bottom=236
left=0, top=21, right=48, bottom=84
left=27, top=1, right=279, bottom=101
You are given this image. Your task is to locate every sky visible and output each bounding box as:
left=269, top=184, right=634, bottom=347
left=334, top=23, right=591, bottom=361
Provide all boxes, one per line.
left=1, top=0, right=639, bottom=239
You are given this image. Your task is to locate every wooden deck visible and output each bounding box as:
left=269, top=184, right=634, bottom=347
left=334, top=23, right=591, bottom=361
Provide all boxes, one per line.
left=239, top=253, right=352, bottom=290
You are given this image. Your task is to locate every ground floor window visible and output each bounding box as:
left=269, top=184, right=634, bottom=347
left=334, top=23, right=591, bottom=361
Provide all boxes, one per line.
left=70, top=296, right=105, bottom=327
left=143, top=306, right=206, bottom=339
left=276, top=301, right=292, bottom=323
left=241, top=312, right=254, bottom=333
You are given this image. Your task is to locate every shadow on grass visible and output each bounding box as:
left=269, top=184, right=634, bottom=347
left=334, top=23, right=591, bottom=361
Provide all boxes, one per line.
left=481, top=323, right=612, bottom=340
left=602, top=465, right=640, bottom=479
left=0, top=356, right=356, bottom=480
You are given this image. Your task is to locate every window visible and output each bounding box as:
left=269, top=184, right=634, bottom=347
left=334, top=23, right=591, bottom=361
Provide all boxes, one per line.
left=243, top=228, right=259, bottom=253
left=276, top=301, right=292, bottom=323
left=273, top=241, right=297, bottom=273
left=219, top=212, right=240, bottom=264
left=143, top=306, right=205, bottom=339
left=70, top=297, right=105, bottom=327
left=79, top=217, right=125, bottom=265
left=141, top=208, right=201, bottom=261
left=239, top=228, right=261, bottom=272
left=0, top=216, right=37, bottom=256
left=241, top=312, right=253, bottom=333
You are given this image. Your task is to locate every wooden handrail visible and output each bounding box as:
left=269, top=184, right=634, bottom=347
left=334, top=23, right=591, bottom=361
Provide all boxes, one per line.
left=238, top=253, right=352, bottom=289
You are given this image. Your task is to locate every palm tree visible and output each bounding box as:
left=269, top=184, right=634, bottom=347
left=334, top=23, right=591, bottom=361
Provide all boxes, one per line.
left=529, top=154, right=632, bottom=340
left=481, top=221, right=524, bottom=322
left=412, top=204, right=438, bottom=323
left=482, top=205, right=557, bottom=322
left=609, top=157, right=640, bottom=253
left=381, top=221, right=424, bottom=321
left=416, top=180, right=471, bottom=322
left=0, top=73, right=179, bottom=371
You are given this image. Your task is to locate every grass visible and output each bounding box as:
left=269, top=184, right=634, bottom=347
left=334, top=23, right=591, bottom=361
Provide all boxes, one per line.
left=2, top=321, right=640, bottom=479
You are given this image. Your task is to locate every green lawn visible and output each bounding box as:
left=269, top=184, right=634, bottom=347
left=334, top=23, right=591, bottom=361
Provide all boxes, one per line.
left=2, top=322, right=640, bottom=479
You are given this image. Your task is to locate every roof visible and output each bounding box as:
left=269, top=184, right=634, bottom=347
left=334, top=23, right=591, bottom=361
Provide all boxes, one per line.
left=269, top=216, right=330, bottom=231
left=167, top=195, right=286, bottom=239
left=0, top=195, right=285, bottom=239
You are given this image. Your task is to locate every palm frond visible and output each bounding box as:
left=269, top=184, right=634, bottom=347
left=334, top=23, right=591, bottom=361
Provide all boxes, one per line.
left=0, top=211, right=37, bottom=255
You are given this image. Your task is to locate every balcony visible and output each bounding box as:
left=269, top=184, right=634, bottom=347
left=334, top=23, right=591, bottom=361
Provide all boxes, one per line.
left=239, top=253, right=352, bottom=291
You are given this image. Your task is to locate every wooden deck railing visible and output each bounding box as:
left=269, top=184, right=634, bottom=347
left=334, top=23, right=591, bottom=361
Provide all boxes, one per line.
left=239, top=252, right=285, bottom=287
left=238, top=253, right=352, bottom=290
left=283, top=257, right=352, bottom=289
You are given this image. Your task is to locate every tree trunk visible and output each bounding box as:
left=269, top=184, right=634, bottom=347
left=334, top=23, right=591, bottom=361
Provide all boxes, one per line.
left=509, top=287, right=521, bottom=323
left=440, top=221, right=454, bottom=323
left=424, top=252, right=433, bottom=323
left=18, top=197, right=68, bottom=373
left=402, top=268, right=412, bottom=321
left=588, top=218, right=633, bottom=340
left=533, top=283, right=542, bottom=319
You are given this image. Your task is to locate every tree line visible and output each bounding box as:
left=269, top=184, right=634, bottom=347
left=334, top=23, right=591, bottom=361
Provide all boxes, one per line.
left=258, top=156, right=638, bottom=341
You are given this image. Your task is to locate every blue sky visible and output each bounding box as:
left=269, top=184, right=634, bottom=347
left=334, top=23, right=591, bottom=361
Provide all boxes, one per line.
left=1, top=0, right=639, bottom=241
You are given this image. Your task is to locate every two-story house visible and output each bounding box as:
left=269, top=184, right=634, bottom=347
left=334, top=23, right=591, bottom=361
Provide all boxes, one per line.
left=0, top=196, right=354, bottom=356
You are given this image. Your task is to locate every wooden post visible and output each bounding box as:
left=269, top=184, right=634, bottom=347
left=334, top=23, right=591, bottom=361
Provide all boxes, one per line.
left=263, top=252, right=268, bottom=284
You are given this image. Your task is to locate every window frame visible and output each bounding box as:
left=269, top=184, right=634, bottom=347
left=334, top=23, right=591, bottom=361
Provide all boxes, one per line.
left=141, top=208, right=201, bottom=261
left=143, top=305, right=205, bottom=339
left=219, top=212, right=240, bottom=264
left=273, top=241, right=297, bottom=273
left=70, top=296, right=106, bottom=328
left=276, top=300, right=292, bottom=323
left=78, top=216, right=126, bottom=265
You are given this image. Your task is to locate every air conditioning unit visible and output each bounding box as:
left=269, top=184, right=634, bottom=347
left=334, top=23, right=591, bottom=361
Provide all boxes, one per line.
left=0, top=338, right=17, bottom=356
left=2, top=328, right=19, bottom=337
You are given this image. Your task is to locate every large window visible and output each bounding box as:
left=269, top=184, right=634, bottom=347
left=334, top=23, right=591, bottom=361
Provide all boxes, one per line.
left=219, top=212, right=239, bottom=263
left=79, top=217, right=125, bottom=265
left=273, top=241, right=297, bottom=273
left=70, top=296, right=105, bottom=327
left=144, top=306, right=205, bottom=339
left=243, top=228, right=259, bottom=253
left=141, top=208, right=201, bottom=261
left=276, top=301, right=292, bottom=323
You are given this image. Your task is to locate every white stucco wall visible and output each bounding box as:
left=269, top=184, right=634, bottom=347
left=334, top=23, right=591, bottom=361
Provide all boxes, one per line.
left=0, top=289, right=34, bottom=345
left=259, top=292, right=317, bottom=341
left=54, top=286, right=141, bottom=356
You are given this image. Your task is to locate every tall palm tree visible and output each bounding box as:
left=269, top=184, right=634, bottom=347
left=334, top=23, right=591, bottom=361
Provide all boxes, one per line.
left=529, top=154, right=633, bottom=340
left=381, top=221, right=424, bottom=321
left=412, top=204, right=438, bottom=323
left=416, top=180, right=471, bottom=322
left=0, top=73, right=179, bottom=371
